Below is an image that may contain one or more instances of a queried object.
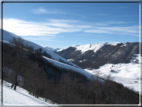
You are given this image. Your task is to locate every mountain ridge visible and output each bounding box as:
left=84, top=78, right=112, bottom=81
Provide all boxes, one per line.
left=2, top=29, right=81, bottom=69
left=56, top=42, right=141, bottom=69
left=2, top=29, right=104, bottom=82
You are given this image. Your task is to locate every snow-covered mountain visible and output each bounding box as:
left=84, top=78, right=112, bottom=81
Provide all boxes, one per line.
left=2, top=29, right=80, bottom=69
left=2, top=29, right=104, bottom=81
left=57, top=42, right=118, bottom=53
left=56, top=42, right=141, bottom=69
left=0, top=80, right=58, bottom=106
left=43, top=56, right=103, bottom=81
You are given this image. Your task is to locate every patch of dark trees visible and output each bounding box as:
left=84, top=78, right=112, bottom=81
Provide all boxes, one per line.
left=56, top=43, right=141, bottom=69
left=2, top=38, right=140, bottom=104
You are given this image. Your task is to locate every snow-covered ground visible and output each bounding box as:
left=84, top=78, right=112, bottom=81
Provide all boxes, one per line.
left=85, top=62, right=142, bottom=94
left=2, top=29, right=80, bottom=69
left=85, top=63, right=141, bottom=79
left=0, top=80, right=58, bottom=106
left=43, top=56, right=104, bottom=83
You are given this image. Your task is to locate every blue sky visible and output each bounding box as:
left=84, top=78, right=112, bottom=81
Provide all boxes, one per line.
left=3, top=3, right=139, bottom=48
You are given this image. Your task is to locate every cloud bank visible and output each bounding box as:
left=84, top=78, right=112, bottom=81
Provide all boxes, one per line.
left=3, top=18, right=139, bottom=37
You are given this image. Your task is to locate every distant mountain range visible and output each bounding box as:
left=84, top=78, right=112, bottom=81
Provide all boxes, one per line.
left=55, top=42, right=141, bottom=69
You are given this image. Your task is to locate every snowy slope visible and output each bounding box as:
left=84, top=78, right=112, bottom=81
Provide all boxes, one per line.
left=1, top=80, right=58, bottom=106
left=2, top=29, right=105, bottom=81
left=57, top=42, right=121, bottom=53
left=2, top=29, right=80, bottom=69
left=85, top=61, right=141, bottom=94
left=43, top=56, right=104, bottom=82
left=85, top=63, right=141, bottom=79
left=85, top=54, right=141, bottom=79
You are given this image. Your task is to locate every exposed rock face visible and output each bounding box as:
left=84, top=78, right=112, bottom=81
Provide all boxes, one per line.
left=56, top=42, right=141, bottom=69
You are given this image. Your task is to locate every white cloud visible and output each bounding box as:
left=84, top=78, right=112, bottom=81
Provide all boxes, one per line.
left=3, top=18, right=81, bottom=36
left=3, top=18, right=59, bottom=36
left=23, top=36, right=54, bottom=41
left=84, top=26, right=139, bottom=36
left=48, top=19, right=79, bottom=23
left=3, top=18, right=139, bottom=37
left=85, top=29, right=112, bottom=34
left=94, top=21, right=134, bottom=26
left=32, top=7, right=65, bottom=14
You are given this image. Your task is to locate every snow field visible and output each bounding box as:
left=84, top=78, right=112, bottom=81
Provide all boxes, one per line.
left=1, top=80, right=58, bottom=106
left=85, top=62, right=142, bottom=94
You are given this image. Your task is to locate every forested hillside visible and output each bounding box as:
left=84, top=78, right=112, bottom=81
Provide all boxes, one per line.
left=2, top=37, right=140, bottom=104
